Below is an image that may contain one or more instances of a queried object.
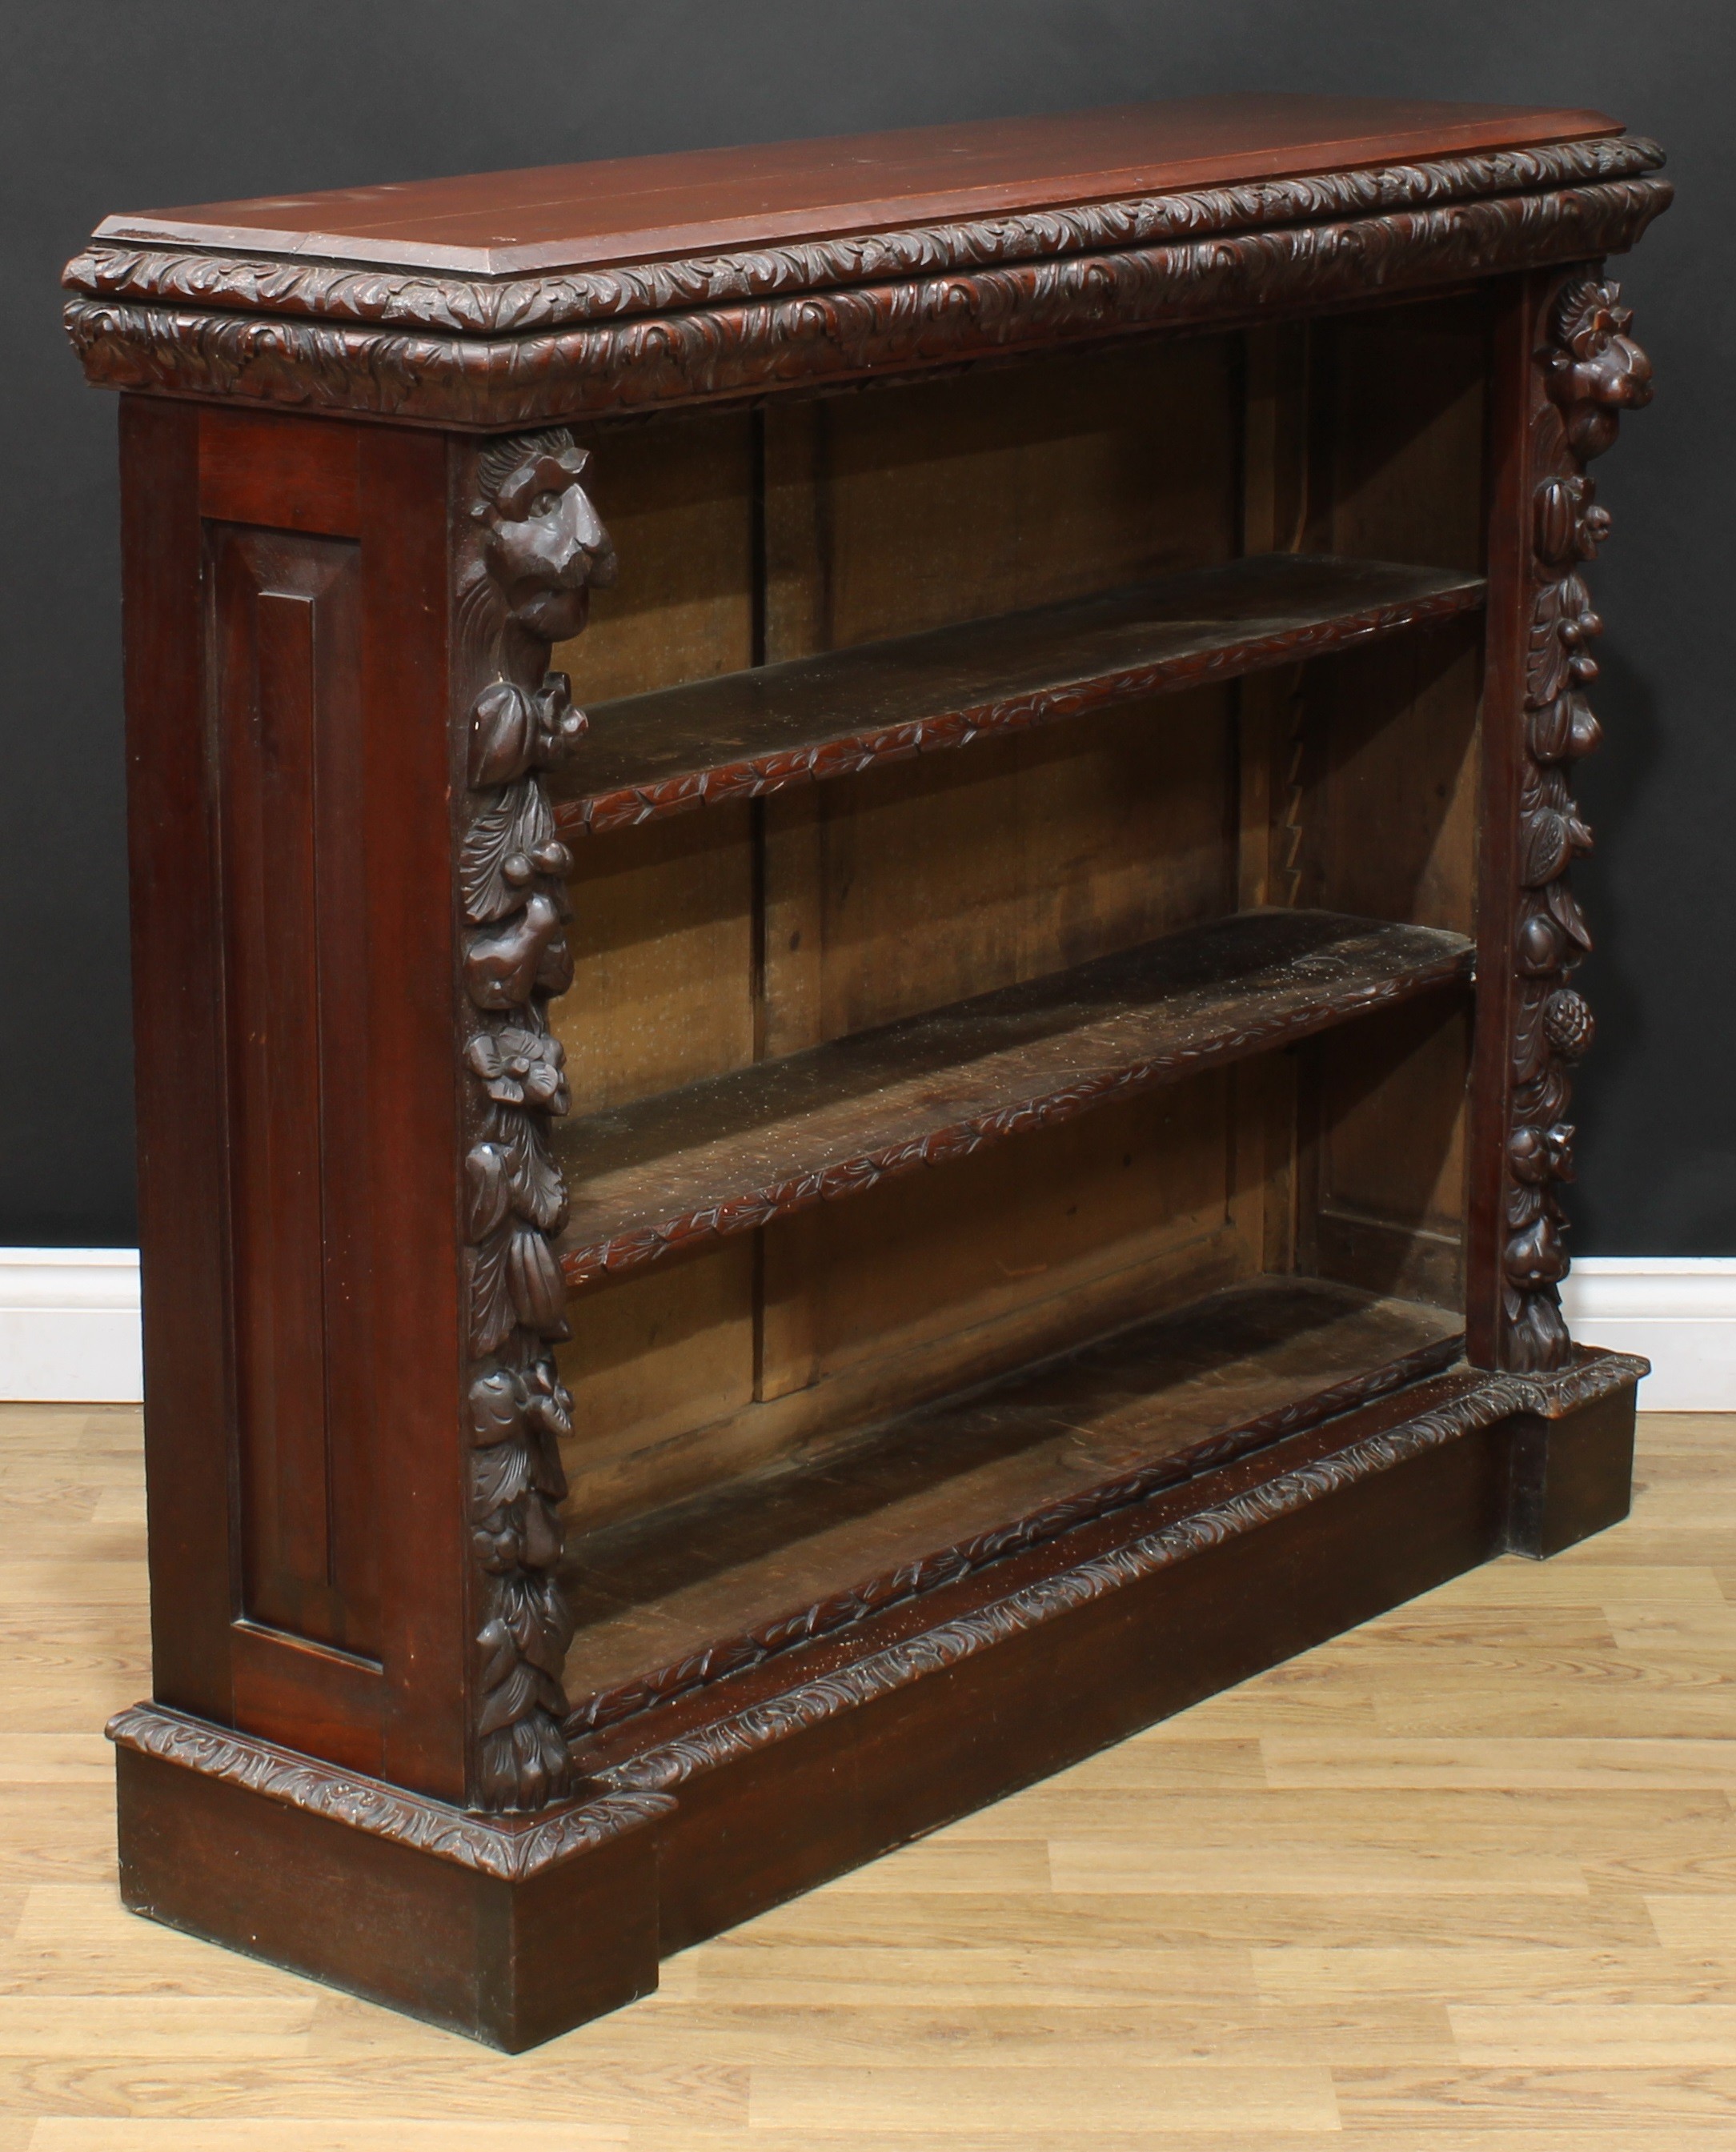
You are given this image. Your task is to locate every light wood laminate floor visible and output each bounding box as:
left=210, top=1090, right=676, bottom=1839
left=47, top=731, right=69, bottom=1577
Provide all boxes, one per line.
left=0, top=1402, right=1733, bottom=2147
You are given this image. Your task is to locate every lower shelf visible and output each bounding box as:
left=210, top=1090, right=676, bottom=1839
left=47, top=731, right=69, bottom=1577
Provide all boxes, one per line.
left=560, top=1275, right=1464, bottom=1727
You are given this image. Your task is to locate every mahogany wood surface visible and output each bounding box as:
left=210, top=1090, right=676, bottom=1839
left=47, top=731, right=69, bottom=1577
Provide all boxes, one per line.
left=93, top=95, right=1621, bottom=275
left=555, top=553, right=1485, bottom=834
left=556, top=910, right=1473, bottom=1288
left=636, top=1359, right=1642, bottom=1962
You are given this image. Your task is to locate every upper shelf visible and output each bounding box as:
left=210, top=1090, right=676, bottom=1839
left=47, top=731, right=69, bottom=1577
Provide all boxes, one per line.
left=553, top=554, right=1486, bottom=836
left=555, top=907, right=1473, bottom=1290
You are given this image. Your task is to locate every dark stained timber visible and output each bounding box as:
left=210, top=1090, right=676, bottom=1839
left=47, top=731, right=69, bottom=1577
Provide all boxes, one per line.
left=552, top=554, right=1485, bottom=834
left=556, top=909, right=1473, bottom=1288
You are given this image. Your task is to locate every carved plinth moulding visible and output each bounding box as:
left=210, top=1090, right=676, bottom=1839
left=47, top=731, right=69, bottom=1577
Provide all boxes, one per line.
left=455, top=429, right=615, bottom=1809
left=1501, top=273, right=1654, bottom=1371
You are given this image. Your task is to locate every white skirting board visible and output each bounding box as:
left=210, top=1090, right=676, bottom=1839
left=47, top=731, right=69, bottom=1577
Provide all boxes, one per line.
left=1558, top=1257, right=1736, bottom=1412
left=0, top=1249, right=142, bottom=1404
left=0, top=1248, right=1734, bottom=1409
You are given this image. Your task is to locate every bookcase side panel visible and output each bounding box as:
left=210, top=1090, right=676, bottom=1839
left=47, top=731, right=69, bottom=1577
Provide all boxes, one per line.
left=120, top=396, right=233, bottom=1726
left=123, top=402, right=471, bottom=1794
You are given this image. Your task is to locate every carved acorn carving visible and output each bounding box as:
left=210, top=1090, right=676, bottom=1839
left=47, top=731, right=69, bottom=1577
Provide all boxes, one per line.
left=1542, top=987, right=1596, bottom=1062
left=469, top=674, right=588, bottom=787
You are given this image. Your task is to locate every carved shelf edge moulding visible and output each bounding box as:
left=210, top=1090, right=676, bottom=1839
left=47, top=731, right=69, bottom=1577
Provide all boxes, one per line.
left=112, top=1353, right=1646, bottom=1822
left=66, top=136, right=1666, bottom=333
left=64, top=174, right=1671, bottom=427
left=1500, top=272, right=1654, bottom=1372
left=455, top=429, right=615, bottom=1809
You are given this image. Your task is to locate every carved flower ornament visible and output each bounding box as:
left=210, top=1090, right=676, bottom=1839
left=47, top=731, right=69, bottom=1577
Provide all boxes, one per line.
left=465, top=1025, right=570, bottom=1115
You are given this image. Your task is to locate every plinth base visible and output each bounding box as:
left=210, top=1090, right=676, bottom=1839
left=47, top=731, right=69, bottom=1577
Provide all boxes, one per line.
left=111, top=1349, right=1644, bottom=2050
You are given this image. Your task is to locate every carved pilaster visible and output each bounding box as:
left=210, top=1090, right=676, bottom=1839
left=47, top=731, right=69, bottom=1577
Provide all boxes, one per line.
left=455, top=431, right=615, bottom=1809
left=1500, top=276, right=1653, bottom=1370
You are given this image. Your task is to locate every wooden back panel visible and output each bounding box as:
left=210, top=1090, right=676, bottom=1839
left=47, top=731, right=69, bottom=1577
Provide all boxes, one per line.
left=542, top=305, right=1494, bottom=1568
left=549, top=339, right=1257, bottom=1540
left=1293, top=293, right=1492, bottom=1308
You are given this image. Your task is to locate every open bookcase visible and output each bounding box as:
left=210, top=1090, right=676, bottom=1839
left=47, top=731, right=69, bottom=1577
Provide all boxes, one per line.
left=66, top=94, right=1669, bottom=2046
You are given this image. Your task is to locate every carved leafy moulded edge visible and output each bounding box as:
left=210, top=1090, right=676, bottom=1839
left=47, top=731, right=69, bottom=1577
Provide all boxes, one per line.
left=64, top=136, right=1666, bottom=333
left=63, top=176, right=1673, bottom=427
left=1507, top=1348, right=1650, bottom=1417
left=596, top=1350, right=1650, bottom=1793
left=106, top=1704, right=672, bottom=1881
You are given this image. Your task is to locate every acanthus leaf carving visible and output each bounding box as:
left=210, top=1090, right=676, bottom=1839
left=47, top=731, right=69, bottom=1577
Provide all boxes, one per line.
left=106, top=1703, right=674, bottom=1883
left=62, top=168, right=1671, bottom=428
left=64, top=138, right=1666, bottom=338
left=1500, top=271, right=1652, bottom=1373
left=455, top=429, right=613, bottom=1809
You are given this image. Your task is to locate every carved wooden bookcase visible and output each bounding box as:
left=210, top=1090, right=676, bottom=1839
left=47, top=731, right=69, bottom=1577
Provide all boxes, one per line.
left=65, top=94, right=1670, bottom=2048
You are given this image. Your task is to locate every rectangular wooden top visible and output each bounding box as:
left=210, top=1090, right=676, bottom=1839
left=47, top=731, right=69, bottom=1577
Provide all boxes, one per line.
left=95, top=93, right=1620, bottom=276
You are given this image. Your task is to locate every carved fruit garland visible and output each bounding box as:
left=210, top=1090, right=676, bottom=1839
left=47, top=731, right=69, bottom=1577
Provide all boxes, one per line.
left=1502, top=276, right=1652, bottom=1370
left=456, top=430, right=615, bottom=1809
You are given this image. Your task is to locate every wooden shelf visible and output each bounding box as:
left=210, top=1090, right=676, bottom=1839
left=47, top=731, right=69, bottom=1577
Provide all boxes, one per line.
left=556, top=907, right=1473, bottom=1288
left=563, top=1275, right=1465, bottom=1729
left=552, top=553, right=1485, bottom=835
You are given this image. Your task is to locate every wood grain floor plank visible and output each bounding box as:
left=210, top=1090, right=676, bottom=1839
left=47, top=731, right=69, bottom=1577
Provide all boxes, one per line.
left=744, top=2061, right=1341, bottom=2132
left=0, top=1402, right=1730, bottom=2144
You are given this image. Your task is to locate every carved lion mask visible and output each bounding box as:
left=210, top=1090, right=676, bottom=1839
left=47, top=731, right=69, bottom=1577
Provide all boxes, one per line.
left=479, top=443, right=618, bottom=642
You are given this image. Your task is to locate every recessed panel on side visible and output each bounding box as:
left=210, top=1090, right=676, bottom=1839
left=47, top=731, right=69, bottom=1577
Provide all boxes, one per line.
left=207, top=524, right=379, bottom=1664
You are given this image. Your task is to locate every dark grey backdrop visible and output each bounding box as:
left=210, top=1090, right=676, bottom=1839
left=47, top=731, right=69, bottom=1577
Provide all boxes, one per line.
left=2, top=1, right=1726, bottom=1249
